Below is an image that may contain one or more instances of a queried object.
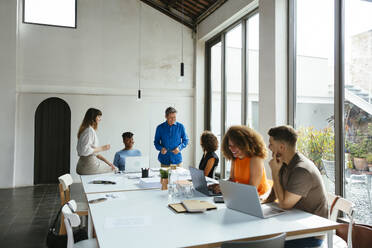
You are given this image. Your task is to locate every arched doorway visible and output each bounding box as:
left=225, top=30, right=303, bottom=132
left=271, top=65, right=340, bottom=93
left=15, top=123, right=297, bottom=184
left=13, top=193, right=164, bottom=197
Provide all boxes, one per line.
left=34, top=97, right=71, bottom=184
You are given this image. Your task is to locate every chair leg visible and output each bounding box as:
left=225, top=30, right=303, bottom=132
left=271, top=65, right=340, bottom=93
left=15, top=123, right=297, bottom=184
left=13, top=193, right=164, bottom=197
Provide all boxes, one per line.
left=327, top=230, right=333, bottom=248
left=59, top=213, right=67, bottom=235
left=88, top=211, right=93, bottom=239
left=366, top=178, right=371, bottom=211
left=80, top=215, right=87, bottom=227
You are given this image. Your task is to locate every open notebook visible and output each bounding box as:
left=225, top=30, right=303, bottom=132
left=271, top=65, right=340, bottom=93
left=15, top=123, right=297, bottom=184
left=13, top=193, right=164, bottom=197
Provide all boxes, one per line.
left=169, top=200, right=217, bottom=213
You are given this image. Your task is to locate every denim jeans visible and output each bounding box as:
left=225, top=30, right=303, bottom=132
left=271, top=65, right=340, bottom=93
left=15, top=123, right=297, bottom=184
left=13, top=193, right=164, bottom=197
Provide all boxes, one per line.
left=285, top=237, right=323, bottom=248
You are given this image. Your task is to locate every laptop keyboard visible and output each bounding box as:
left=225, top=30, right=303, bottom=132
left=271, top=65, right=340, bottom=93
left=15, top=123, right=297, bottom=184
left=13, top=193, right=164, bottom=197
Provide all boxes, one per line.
left=262, top=204, right=285, bottom=216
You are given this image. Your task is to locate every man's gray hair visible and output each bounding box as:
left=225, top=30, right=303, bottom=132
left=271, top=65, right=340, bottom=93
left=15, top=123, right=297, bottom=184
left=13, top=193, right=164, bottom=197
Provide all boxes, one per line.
left=165, top=106, right=177, bottom=116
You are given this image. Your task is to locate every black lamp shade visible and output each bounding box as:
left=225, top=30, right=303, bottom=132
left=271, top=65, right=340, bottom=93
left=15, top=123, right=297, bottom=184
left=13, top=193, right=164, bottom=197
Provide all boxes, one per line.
left=137, top=89, right=141, bottom=99
left=180, top=62, right=184, bottom=77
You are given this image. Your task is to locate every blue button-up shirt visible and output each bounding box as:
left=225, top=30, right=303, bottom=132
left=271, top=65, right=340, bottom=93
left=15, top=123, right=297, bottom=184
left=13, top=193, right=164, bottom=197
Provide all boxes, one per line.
left=154, top=121, right=189, bottom=165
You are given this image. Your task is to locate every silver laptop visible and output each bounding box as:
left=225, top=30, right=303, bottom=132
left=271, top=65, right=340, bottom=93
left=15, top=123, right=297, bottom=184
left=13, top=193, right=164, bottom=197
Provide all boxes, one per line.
left=189, top=167, right=221, bottom=196
left=219, top=180, right=285, bottom=218
left=125, top=156, right=149, bottom=173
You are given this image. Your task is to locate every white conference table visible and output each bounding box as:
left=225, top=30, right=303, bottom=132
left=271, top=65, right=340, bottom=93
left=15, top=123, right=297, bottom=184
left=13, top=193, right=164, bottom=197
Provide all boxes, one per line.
left=86, top=189, right=341, bottom=248
left=81, top=169, right=194, bottom=194
left=80, top=171, right=163, bottom=194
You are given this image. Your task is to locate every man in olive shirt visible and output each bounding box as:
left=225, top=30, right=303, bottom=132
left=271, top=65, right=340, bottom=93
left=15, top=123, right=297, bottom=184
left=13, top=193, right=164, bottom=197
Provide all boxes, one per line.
left=266, top=125, right=328, bottom=248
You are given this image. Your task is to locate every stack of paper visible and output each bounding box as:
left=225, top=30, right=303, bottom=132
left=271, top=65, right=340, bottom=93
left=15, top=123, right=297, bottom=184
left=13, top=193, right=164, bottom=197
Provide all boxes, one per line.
left=138, top=177, right=161, bottom=188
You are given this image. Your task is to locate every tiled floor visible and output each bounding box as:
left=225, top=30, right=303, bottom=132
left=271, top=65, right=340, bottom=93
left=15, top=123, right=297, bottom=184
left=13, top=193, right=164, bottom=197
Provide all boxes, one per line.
left=0, top=184, right=85, bottom=248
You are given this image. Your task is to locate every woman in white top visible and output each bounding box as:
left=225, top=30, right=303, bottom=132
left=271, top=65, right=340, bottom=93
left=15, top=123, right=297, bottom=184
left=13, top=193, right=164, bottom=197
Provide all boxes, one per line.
left=76, top=108, right=116, bottom=175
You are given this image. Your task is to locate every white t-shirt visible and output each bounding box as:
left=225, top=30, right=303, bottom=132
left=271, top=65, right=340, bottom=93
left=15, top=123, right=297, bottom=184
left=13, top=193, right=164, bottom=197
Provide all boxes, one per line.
left=77, top=126, right=99, bottom=156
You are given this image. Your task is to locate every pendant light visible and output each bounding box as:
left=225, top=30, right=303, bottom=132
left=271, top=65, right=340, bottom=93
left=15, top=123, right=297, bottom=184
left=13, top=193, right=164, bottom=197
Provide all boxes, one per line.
left=179, top=0, right=184, bottom=82
left=137, top=0, right=142, bottom=101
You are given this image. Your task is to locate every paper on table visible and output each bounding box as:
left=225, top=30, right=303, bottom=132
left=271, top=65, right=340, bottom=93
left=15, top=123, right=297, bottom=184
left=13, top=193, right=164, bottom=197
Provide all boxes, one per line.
left=104, top=216, right=152, bottom=229
left=138, top=177, right=161, bottom=188
left=126, top=173, right=141, bottom=179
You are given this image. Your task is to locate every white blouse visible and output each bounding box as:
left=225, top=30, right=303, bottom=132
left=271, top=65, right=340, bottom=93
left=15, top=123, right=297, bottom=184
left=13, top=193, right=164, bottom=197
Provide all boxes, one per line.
left=77, top=126, right=99, bottom=156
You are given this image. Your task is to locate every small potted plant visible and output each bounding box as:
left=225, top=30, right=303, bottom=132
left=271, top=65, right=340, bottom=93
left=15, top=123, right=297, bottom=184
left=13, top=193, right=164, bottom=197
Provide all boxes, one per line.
left=159, top=168, right=169, bottom=190
left=367, top=154, right=372, bottom=172
left=347, top=140, right=368, bottom=171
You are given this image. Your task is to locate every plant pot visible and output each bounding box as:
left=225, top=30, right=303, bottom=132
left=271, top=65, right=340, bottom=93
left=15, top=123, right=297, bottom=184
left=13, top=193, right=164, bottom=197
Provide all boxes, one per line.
left=161, top=178, right=168, bottom=190
left=353, top=157, right=368, bottom=171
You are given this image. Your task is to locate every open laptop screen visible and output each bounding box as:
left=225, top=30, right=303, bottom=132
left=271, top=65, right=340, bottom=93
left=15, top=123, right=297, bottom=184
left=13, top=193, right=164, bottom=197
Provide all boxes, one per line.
left=125, top=156, right=149, bottom=173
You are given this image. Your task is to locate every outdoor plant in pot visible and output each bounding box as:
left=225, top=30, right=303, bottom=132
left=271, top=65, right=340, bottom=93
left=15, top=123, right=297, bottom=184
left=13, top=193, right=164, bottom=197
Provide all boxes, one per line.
left=159, top=168, right=169, bottom=190
left=347, top=140, right=368, bottom=171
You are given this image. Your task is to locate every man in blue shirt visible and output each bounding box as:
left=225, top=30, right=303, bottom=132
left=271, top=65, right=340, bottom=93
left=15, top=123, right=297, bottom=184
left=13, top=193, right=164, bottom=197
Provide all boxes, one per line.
left=113, top=132, right=142, bottom=171
left=154, top=107, right=189, bottom=167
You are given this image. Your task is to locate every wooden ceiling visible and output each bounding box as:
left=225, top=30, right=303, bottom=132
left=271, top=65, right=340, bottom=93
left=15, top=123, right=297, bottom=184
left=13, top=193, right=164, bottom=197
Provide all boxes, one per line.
left=140, top=0, right=228, bottom=30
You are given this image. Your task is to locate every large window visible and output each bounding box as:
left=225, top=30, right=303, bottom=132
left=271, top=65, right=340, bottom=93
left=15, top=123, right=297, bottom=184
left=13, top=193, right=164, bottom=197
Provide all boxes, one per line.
left=206, top=11, right=259, bottom=178
left=343, top=0, right=372, bottom=225
left=226, top=24, right=243, bottom=128
left=291, top=0, right=372, bottom=225
left=23, top=0, right=77, bottom=28
left=294, top=0, right=335, bottom=193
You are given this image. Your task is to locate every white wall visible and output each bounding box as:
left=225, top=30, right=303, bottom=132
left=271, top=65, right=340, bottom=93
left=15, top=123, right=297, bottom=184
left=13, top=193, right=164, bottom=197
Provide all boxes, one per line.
left=15, top=93, right=194, bottom=185
left=258, top=0, right=287, bottom=138
left=0, top=0, right=17, bottom=188
left=13, top=0, right=195, bottom=186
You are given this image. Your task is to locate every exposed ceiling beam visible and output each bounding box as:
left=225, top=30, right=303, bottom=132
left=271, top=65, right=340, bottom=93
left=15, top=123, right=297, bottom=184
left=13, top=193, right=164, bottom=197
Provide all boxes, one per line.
left=196, top=0, right=227, bottom=25
left=140, top=0, right=195, bottom=30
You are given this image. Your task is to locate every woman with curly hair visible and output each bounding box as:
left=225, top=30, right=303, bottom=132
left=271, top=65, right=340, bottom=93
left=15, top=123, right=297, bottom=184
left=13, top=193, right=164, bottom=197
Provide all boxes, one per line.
left=199, top=131, right=219, bottom=177
left=221, top=125, right=270, bottom=196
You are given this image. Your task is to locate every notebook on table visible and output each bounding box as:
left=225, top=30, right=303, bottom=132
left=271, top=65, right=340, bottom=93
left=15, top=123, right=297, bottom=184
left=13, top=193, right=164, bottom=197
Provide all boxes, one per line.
left=168, top=200, right=217, bottom=213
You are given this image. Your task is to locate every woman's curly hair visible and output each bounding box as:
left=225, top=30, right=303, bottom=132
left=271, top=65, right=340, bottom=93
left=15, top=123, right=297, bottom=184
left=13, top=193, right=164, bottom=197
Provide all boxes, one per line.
left=221, top=125, right=267, bottom=160
left=200, top=131, right=219, bottom=153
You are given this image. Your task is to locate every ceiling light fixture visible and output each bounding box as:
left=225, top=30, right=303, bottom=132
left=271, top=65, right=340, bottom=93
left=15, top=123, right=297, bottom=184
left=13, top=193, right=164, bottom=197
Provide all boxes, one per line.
left=179, top=0, right=184, bottom=82
left=137, top=0, right=142, bottom=101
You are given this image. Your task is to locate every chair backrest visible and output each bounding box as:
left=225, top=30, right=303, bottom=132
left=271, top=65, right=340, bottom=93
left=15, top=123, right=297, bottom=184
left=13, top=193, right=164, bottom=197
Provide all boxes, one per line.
left=58, top=174, right=73, bottom=206
left=221, top=233, right=286, bottom=248
left=328, top=193, right=353, bottom=221
left=62, top=200, right=80, bottom=248
left=59, top=174, right=73, bottom=191
left=322, top=159, right=335, bottom=183
left=328, top=193, right=353, bottom=248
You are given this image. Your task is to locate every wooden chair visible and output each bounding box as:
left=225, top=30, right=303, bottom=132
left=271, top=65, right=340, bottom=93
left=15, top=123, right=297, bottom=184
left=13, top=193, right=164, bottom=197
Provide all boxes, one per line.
left=58, top=174, right=88, bottom=235
left=221, top=233, right=286, bottom=248
left=327, top=193, right=353, bottom=248
left=62, top=200, right=98, bottom=248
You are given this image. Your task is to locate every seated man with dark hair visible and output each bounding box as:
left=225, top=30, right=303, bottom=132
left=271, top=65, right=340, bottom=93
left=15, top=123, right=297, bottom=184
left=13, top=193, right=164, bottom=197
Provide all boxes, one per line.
left=266, top=125, right=328, bottom=248
left=113, top=132, right=141, bottom=171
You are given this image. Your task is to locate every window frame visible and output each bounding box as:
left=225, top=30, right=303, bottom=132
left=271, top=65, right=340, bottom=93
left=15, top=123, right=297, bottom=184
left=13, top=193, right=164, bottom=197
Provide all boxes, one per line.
left=23, top=0, right=77, bottom=29
left=288, top=0, right=345, bottom=196
left=205, top=8, right=259, bottom=178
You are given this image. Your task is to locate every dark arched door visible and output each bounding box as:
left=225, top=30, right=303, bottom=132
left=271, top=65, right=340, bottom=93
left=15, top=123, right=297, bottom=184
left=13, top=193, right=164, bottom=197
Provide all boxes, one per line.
left=34, top=97, right=71, bottom=184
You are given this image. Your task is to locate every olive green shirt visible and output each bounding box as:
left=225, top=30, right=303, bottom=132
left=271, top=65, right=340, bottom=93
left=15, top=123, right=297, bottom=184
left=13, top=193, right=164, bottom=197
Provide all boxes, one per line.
left=279, top=153, right=328, bottom=219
